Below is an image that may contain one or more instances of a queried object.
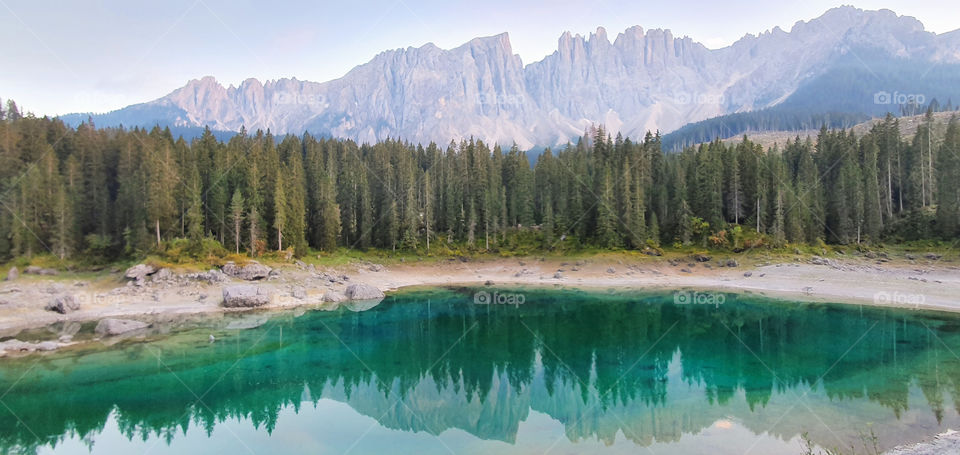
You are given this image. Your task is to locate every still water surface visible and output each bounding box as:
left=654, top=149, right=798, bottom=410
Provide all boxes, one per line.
left=2, top=287, right=959, bottom=454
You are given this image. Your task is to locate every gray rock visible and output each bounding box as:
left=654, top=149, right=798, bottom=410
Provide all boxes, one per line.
left=221, top=261, right=272, bottom=281
left=0, top=339, right=34, bottom=353
left=553, top=271, right=564, bottom=279
left=606, top=267, right=616, bottom=274
left=222, top=285, right=273, bottom=308
left=25, top=266, right=58, bottom=276
left=124, top=264, right=157, bottom=280
left=35, top=341, right=59, bottom=351
left=292, top=288, right=307, bottom=300
left=45, top=295, right=80, bottom=314
left=726, top=259, right=739, bottom=267
left=810, top=256, right=834, bottom=266
left=743, top=271, right=753, bottom=277
left=344, top=284, right=385, bottom=300
left=0, top=339, right=60, bottom=354
left=194, top=269, right=229, bottom=283
left=95, top=318, right=149, bottom=336
left=5, top=266, right=18, bottom=281
left=323, top=291, right=347, bottom=303
left=152, top=268, right=174, bottom=282
left=925, top=253, right=943, bottom=260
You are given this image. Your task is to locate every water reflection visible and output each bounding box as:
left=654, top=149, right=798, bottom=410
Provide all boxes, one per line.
left=2, top=287, right=959, bottom=454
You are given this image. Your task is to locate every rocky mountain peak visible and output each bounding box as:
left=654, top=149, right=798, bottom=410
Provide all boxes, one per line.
left=65, top=7, right=960, bottom=149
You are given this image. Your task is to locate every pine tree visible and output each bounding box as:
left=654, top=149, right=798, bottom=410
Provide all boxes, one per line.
left=185, top=162, right=204, bottom=245
left=936, top=116, right=960, bottom=237
left=861, top=137, right=883, bottom=241
left=229, top=189, right=244, bottom=254
left=52, top=183, right=74, bottom=260
left=274, top=168, right=286, bottom=252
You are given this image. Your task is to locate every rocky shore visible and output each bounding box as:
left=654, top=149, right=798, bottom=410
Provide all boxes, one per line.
left=1, top=253, right=958, bottom=358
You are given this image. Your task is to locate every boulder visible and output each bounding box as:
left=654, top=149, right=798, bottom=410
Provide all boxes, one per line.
left=152, top=268, right=174, bottom=282
left=553, top=271, right=564, bottom=279
left=0, top=339, right=34, bottom=353
left=222, top=285, right=273, bottom=308
left=124, top=264, right=157, bottom=281
left=725, top=259, right=739, bottom=267
left=189, top=269, right=228, bottom=283
left=45, top=295, right=80, bottom=314
left=323, top=291, right=347, bottom=303
left=25, top=266, right=58, bottom=276
left=5, top=266, right=18, bottom=281
left=344, top=284, right=384, bottom=300
left=693, top=254, right=712, bottom=263
left=222, top=261, right=271, bottom=281
left=810, top=256, right=834, bottom=266
left=35, top=341, right=59, bottom=351
left=95, top=318, right=149, bottom=336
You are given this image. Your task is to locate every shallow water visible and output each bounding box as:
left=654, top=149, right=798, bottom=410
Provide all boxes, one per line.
left=2, top=287, right=960, bottom=454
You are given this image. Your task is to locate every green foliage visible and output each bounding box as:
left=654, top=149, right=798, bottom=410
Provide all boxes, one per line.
left=0, top=99, right=956, bottom=265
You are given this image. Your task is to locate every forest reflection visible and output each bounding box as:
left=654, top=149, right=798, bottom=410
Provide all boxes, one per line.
left=2, top=287, right=959, bottom=453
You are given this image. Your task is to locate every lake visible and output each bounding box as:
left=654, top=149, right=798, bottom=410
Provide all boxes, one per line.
left=2, top=286, right=959, bottom=454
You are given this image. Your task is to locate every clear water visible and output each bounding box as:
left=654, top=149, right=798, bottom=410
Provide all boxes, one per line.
left=2, top=286, right=960, bottom=454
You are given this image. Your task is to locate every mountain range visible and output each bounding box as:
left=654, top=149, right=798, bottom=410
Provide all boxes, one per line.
left=61, top=6, right=960, bottom=149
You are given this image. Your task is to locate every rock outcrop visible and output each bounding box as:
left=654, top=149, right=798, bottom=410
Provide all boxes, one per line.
left=63, top=7, right=960, bottom=148
left=222, top=285, right=273, bottom=308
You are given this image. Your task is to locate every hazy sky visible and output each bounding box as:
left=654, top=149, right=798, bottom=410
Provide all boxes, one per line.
left=1, top=0, right=957, bottom=116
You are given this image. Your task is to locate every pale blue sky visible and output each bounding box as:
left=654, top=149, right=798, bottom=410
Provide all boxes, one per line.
left=1, top=0, right=957, bottom=116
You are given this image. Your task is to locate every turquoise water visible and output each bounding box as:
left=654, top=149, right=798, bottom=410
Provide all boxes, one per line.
left=2, top=287, right=960, bottom=454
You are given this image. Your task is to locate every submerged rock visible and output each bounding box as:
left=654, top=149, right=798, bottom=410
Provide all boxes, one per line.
left=95, top=318, right=149, bottom=336
left=45, top=295, right=80, bottom=314
left=0, top=339, right=60, bottom=354
left=344, top=284, right=384, bottom=300
left=222, top=285, right=273, bottom=308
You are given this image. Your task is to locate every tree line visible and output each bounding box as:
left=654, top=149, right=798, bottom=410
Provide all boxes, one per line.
left=0, top=98, right=958, bottom=262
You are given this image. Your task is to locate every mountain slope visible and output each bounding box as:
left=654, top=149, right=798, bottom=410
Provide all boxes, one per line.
left=61, top=6, right=960, bottom=148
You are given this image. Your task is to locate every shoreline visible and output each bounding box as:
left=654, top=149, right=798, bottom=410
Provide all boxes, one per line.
left=1, top=254, right=958, bottom=348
